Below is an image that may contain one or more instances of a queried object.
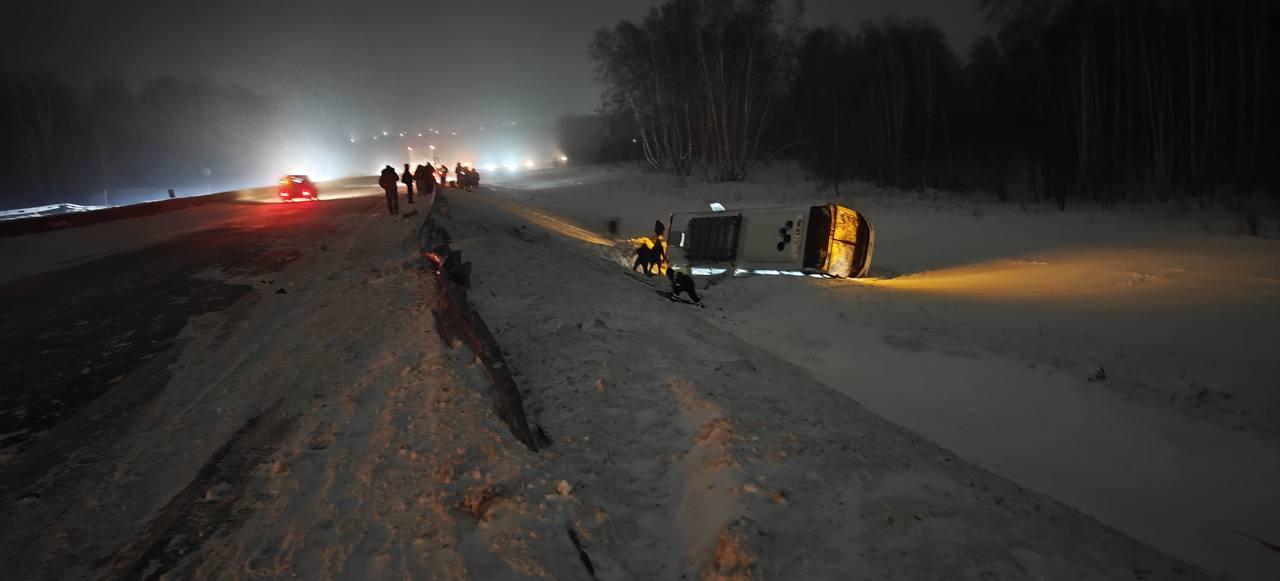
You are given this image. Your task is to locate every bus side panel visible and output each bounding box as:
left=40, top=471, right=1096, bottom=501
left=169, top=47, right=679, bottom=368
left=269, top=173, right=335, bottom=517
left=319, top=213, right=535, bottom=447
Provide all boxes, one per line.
left=738, top=210, right=806, bottom=266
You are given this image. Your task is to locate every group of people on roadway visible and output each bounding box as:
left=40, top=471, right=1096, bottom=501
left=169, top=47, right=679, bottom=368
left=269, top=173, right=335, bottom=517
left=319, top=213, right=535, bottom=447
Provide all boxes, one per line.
left=378, top=162, right=481, bottom=215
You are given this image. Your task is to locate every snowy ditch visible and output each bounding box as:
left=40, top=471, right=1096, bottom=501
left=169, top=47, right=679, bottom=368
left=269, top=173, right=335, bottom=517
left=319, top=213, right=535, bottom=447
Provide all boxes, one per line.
left=426, top=187, right=1203, bottom=579
left=475, top=165, right=1280, bottom=579
left=417, top=192, right=546, bottom=452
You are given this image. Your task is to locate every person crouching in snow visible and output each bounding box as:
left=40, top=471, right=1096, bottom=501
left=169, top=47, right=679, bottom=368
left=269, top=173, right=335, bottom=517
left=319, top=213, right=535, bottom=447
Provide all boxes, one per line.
left=667, top=268, right=701, bottom=304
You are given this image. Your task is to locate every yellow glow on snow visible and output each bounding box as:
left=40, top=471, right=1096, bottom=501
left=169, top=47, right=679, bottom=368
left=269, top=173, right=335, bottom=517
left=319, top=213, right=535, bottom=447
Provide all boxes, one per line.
left=846, top=244, right=1279, bottom=308
left=477, top=196, right=612, bottom=246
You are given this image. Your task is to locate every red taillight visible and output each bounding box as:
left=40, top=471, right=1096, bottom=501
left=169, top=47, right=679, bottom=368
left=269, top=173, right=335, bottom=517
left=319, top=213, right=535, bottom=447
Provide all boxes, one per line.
left=302, top=191, right=311, bottom=196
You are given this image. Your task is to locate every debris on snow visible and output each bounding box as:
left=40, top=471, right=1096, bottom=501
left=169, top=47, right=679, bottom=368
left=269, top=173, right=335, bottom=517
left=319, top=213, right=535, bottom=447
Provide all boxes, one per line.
left=459, top=484, right=505, bottom=521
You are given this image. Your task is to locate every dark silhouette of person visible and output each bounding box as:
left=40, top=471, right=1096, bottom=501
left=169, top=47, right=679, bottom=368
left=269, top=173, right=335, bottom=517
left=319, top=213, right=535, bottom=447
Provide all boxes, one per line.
left=438, top=164, right=449, bottom=188
left=401, top=163, right=415, bottom=204
left=651, top=219, right=667, bottom=270
left=632, top=240, right=659, bottom=275
left=667, top=268, right=701, bottom=304
left=379, top=165, right=399, bottom=215
left=414, top=164, right=433, bottom=201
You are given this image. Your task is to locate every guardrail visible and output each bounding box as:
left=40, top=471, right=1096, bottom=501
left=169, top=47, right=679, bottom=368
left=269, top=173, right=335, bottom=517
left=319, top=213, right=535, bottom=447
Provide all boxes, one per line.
left=0, top=187, right=271, bottom=238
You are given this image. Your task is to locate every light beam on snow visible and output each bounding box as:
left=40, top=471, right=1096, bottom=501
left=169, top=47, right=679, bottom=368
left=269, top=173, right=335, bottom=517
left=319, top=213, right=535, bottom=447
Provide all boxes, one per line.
left=843, top=243, right=1279, bottom=308
left=472, top=195, right=612, bottom=246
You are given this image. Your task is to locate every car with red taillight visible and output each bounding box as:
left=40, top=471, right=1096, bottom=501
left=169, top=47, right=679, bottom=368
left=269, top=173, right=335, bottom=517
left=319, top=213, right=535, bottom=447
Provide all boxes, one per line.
left=278, top=175, right=319, bottom=201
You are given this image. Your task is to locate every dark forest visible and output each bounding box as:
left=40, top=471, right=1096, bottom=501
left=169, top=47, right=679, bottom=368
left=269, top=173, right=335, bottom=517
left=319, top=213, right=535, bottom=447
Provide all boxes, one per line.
left=592, top=0, right=1278, bottom=215
left=3, top=0, right=1276, bottom=218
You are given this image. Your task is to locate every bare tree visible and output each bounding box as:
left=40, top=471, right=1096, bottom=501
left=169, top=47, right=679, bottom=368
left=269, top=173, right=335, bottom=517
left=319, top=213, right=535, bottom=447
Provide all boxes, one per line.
left=591, top=0, right=785, bottom=181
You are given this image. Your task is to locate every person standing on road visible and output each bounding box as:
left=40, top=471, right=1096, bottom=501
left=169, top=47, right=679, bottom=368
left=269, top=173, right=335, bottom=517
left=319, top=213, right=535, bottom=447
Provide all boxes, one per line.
left=424, top=164, right=438, bottom=199
left=401, top=163, right=415, bottom=204
left=379, top=165, right=399, bottom=215
left=438, top=164, right=449, bottom=188
left=414, top=164, right=432, bottom=202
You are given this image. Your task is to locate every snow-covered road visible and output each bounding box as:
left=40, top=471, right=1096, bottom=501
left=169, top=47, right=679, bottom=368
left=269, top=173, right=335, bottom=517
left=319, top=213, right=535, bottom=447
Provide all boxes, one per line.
left=0, top=185, right=556, bottom=578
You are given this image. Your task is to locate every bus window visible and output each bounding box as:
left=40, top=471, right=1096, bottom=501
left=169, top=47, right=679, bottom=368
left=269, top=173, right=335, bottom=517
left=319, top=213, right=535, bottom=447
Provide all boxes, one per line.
left=685, top=214, right=742, bottom=261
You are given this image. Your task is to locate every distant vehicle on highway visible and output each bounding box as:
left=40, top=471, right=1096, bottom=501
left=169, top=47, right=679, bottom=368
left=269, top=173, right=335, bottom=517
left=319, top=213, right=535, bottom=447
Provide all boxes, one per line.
left=278, top=175, right=319, bottom=202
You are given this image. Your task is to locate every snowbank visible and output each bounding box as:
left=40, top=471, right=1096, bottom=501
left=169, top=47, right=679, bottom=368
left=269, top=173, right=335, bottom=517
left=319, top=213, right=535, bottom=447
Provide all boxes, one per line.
left=0, top=203, right=108, bottom=221
left=434, top=190, right=1199, bottom=578
left=478, top=164, right=1280, bottom=580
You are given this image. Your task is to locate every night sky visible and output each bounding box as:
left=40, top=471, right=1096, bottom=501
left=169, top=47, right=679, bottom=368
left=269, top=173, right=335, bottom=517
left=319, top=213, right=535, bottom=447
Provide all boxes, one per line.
left=1, top=0, right=985, bottom=132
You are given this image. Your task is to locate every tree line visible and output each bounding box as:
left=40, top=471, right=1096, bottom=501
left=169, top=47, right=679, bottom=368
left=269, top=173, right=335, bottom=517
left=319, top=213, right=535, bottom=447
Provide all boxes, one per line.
left=590, top=0, right=788, bottom=182
left=0, top=73, right=276, bottom=208
left=591, top=0, right=1278, bottom=209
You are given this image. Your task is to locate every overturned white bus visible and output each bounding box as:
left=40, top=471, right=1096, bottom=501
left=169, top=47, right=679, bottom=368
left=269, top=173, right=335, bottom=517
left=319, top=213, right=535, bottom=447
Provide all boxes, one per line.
left=666, top=204, right=875, bottom=278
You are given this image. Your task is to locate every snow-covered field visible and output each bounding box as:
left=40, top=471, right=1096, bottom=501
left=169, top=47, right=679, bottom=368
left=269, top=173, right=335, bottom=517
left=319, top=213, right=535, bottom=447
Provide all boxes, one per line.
left=437, top=191, right=1195, bottom=579
left=4, top=166, right=1274, bottom=579
left=481, top=164, right=1280, bottom=580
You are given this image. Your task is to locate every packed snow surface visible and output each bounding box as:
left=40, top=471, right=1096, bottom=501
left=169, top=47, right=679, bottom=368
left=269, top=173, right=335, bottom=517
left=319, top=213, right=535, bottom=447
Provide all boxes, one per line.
left=2, top=167, right=1274, bottom=579
left=484, top=163, right=1280, bottom=580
